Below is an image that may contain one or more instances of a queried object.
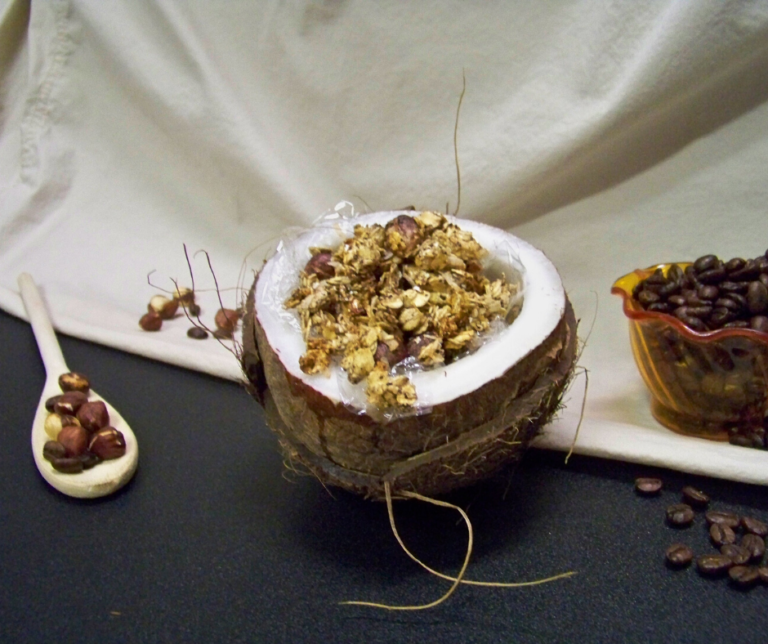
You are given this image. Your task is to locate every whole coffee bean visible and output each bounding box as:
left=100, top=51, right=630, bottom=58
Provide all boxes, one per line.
left=698, top=266, right=727, bottom=284
left=730, top=259, right=761, bottom=281
left=681, top=485, right=709, bottom=508
left=635, top=477, right=663, bottom=495
left=709, top=308, right=733, bottom=328
left=741, top=533, right=766, bottom=562
left=757, top=256, right=768, bottom=271
left=725, top=257, right=746, bottom=273
left=667, top=503, right=695, bottom=527
left=50, top=456, right=84, bottom=474
left=750, top=315, right=768, bottom=333
left=747, top=281, right=768, bottom=314
left=705, top=510, right=741, bottom=528
left=684, top=265, right=701, bottom=285
left=719, top=280, right=748, bottom=294
left=638, top=290, right=660, bottom=306
left=668, top=295, right=687, bottom=307
left=685, top=305, right=713, bottom=319
left=715, top=297, right=740, bottom=311
left=727, top=292, right=748, bottom=309
left=710, top=523, right=737, bottom=546
left=721, top=544, right=751, bottom=565
left=42, top=440, right=67, bottom=462
left=697, top=285, right=719, bottom=300
left=187, top=326, right=209, bottom=340
left=728, top=565, right=760, bottom=588
left=741, top=516, right=768, bottom=537
left=665, top=543, right=694, bottom=568
left=647, top=302, right=671, bottom=313
left=694, top=255, right=718, bottom=273
left=697, top=553, right=733, bottom=576
left=658, top=282, right=681, bottom=299
left=680, top=315, right=706, bottom=332
left=79, top=451, right=102, bottom=470
left=645, top=268, right=667, bottom=285
left=668, top=264, right=684, bottom=283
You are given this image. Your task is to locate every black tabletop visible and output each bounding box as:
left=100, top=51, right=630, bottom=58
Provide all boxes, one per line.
left=2, top=308, right=768, bottom=644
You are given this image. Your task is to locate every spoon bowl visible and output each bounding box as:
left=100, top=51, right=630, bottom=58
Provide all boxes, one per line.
left=18, top=273, right=138, bottom=498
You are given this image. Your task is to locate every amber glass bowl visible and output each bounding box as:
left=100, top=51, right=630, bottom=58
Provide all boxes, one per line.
left=612, top=264, right=768, bottom=440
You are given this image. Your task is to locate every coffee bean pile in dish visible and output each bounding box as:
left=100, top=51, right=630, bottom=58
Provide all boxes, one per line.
left=42, top=372, right=126, bottom=474
left=632, top=252, right=768, bottom=333
left=636, top=478, right=768, bottom=590
left=242, top=210, right=578, bottom=498
left=613, top=251, right=768, bottom=445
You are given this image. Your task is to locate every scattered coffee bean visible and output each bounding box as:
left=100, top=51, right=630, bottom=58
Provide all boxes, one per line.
left=78, top=451, right=102, bottom=470
left=665, top=543, right=694, bottom=568
left=740, top=533, right=765, bottom=562
left=710, top=523, right=737, bottom=547
left=635, top=477, right=663, bottom=495
left=187, top=326, right=208, bottom=340
left=741, top=516, right=768, bottom=537
left=667, top=503, right=695, bottom=527
left=681, top=485, right=709, bottom=508
left=697, top=553, right=733, bottom=577
left=705, top=510, right=741, bottom=529
left=728, top=565, right=760, bottom=588
left=720, top=544, right=751, bottom=566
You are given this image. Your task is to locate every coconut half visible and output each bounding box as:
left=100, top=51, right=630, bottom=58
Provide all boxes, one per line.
left=242, top=211, right=578, bottom=498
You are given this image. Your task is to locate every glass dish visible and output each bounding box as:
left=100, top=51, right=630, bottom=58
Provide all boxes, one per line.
left=612, top=264, right=768, bottom=440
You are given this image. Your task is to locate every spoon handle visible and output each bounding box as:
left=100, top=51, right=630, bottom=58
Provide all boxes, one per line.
left=17, top=273, right=69, bottom=377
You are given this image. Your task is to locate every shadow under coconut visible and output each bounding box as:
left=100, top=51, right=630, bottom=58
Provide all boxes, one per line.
left=282, top=456, right=566, bottom=585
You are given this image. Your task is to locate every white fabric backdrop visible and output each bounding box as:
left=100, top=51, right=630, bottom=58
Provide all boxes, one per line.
left=3, top=0, right=768, bottom=482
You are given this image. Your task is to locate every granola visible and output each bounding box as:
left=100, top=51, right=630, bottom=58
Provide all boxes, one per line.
left=285, top=212, right=522, bottom=409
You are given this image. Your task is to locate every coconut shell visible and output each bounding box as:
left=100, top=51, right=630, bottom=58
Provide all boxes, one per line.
left=242, top=275, right=578, bottom=499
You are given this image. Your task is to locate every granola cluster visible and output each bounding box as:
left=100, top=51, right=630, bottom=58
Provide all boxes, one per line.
left=284, top=211, right=522, bottom=409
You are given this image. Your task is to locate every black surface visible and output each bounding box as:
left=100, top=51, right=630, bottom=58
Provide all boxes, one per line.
left=2, top=307, right=768, bottom=644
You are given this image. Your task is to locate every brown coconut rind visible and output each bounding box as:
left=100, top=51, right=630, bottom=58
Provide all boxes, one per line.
left=242, top=277, right=578, bottom=499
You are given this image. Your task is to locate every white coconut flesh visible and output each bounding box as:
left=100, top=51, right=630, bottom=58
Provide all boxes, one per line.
left=255, top=211, right=566, bottom=411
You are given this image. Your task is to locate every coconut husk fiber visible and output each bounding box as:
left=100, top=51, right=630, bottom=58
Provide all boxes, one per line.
left=241, top=277, right=578, bottom=500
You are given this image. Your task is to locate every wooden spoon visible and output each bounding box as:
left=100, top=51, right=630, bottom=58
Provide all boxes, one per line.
left=18, top=273, right=138, bottom=498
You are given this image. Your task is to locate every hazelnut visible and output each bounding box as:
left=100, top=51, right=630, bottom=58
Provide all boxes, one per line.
left=304, top=251, right=335, bottom=279
left=76, top=400, right=110, bottom=433
left=148, top=294, right=179, bottom=319
left=89, top=428, right=126, bottom=460
left=44, top=413, right=80, bottom=439
left=213, top=327, right=233, bottom=340
left=58, top=371, right=90, bottom=394
left=42, top=440, right=67, bottom=462
left=45, top=394, right=63, bottom=412
left=50, top=456, right=84, bottom=474
left=139, top=311, right=163, bottom=331
left=173, top=287, right=195, bottom=306
left=58, top=425, right=89, bottom=457
left=385, top=215, right=422, bottom=257
left=53, top=391, right=88, bottom=416
left=214, top=308, right=239, bottom=333
left=374, top=340, right=408, bottom=367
